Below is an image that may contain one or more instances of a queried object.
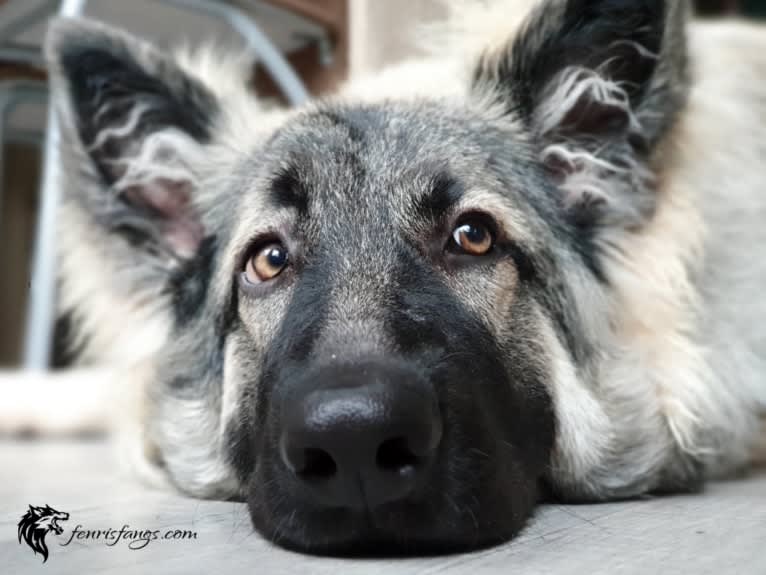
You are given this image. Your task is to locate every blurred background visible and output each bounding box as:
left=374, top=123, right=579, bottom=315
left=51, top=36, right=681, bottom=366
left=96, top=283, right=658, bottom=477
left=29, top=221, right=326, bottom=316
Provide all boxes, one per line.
left=0, top=0, right=763, bottom=371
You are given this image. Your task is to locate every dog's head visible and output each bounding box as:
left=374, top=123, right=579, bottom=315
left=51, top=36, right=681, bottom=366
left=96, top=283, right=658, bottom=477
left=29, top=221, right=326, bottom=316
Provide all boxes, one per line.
left=46, top=0, right=689, bottom=554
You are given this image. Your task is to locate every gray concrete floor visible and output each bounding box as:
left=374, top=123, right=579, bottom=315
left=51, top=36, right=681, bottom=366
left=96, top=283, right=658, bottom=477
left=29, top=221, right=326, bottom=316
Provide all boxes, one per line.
left=1, top=439, right=764, bottom=574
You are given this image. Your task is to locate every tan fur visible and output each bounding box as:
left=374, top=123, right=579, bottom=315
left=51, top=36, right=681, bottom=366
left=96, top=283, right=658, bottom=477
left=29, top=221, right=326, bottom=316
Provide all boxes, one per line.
left=547, top=17, right=766, bottom=493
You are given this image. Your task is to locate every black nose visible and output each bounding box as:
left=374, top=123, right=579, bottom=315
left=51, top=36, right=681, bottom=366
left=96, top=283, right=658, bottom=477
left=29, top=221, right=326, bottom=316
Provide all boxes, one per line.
left=280, top=361, right=442, bottom=510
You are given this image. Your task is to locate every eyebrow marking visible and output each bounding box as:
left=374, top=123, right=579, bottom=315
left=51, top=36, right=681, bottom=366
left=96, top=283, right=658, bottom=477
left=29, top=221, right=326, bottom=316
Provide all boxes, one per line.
left=268, top=164, right=309, bottom=215
left=413, top=173, right=464, bottom=222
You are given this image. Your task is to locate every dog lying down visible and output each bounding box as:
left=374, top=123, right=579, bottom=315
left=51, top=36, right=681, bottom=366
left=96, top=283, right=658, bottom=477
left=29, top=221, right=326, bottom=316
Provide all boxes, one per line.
left=9, top=0, right=766, bottom=555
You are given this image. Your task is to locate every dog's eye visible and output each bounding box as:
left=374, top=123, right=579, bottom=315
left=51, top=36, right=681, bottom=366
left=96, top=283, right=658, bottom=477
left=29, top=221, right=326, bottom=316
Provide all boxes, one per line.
left=449, top=218, right=494, bottom=256
left=245, top=242, right=289, bottom=283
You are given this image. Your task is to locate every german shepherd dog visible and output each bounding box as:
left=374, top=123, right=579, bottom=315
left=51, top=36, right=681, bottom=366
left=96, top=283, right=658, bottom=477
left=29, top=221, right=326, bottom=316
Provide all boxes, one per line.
left=29, top=0, right=766, bottom=554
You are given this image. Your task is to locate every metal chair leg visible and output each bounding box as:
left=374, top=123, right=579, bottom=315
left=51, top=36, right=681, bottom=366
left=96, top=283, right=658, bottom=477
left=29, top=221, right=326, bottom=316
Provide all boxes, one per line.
left=165, top=0, right=310, bottom=106
left=22, top=0, right=87, bottom=371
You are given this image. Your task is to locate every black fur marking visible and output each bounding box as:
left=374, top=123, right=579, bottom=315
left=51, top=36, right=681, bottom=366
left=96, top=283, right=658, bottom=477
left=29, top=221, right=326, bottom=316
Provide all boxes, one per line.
left=268, top=165, right=309, bottom=216
left=52, top=311, right=84, bottom=368
left=388, top=252, right=556, bottom=474
left=240, top=261, right=334, bottom=480
left=501, top=240, right=538, bottom=284
left=168, top=235, right=218, bottom=326
left=260, top=258, right=333, bottom=367
left=413, top=173, right=464, bottom=223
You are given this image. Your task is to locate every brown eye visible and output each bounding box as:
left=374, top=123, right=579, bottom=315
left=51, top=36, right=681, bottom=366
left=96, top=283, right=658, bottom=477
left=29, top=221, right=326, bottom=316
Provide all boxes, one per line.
left=246, top=242, right=289, bottom=283
left=450, top=219, right=494, bottom=256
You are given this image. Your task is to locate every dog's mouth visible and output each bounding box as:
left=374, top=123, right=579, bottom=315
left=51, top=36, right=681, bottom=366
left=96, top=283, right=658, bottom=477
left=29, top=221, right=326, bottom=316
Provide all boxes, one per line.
left=253, top=503, right=505, bottom=556
left=247, top=478, right=534, bottom=556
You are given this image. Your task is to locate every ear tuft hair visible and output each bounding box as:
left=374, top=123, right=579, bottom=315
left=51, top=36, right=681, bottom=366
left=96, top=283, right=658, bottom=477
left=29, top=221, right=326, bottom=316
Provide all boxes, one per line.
left=46, top=18, right=221, bottom=260
left=472, top=0, right=690, bottom=233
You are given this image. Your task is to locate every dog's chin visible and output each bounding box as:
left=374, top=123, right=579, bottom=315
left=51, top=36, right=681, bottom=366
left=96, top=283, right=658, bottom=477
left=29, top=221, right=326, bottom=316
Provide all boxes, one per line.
left=247, top=489, right=535, bottom=556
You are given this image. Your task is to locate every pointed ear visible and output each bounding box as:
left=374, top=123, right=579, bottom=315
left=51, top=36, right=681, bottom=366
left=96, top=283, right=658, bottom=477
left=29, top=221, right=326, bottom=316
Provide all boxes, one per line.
left=472, top=0, right=689, bottom=231
left=45, top=18, right=221, bottom=261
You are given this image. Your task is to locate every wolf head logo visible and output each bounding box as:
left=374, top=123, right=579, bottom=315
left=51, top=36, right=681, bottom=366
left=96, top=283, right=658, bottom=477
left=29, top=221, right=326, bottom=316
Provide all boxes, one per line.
left=18, top=504, right=69, bottom=562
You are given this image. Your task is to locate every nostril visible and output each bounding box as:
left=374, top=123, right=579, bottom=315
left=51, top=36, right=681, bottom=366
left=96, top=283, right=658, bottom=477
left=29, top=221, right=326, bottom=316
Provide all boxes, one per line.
left=376, top=436, right=420, bottom=472
left=298, top=448, right=337, bottom=480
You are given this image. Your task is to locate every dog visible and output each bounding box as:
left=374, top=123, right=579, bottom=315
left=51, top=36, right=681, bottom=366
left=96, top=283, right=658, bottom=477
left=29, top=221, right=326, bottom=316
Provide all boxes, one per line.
left=23, top=0, right=766, bottom=554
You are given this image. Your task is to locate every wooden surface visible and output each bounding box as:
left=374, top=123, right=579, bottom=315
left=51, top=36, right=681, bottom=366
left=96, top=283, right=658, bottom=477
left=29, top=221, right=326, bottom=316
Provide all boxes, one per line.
left=256, top=0, right=349, bottom=98
left=0, top=144, right=40, bottom=366
left=1, top=439, right=764, bottom=574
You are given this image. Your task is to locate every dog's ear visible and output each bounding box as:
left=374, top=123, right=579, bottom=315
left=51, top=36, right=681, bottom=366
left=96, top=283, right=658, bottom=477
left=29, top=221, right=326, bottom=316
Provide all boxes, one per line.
left=472, top=0, right=689, bottom=231
left=45, top=18, right=220, bottom=262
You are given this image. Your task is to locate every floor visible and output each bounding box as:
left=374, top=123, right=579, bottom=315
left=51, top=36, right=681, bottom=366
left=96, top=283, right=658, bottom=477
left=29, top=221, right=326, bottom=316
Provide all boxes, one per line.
left=1, top=440, right=763, bottom=574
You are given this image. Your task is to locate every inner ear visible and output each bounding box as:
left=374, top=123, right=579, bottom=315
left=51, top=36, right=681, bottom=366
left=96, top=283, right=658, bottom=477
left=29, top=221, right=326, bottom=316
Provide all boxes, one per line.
left=471, top=0, right=686, bottom=232
left=122, top=178, right=204, bottom=259
left=60, top=43, right=215, bottom=186
left=541, top=70, right=635, bottom=137
left=48, top=19, right=220, bottom=261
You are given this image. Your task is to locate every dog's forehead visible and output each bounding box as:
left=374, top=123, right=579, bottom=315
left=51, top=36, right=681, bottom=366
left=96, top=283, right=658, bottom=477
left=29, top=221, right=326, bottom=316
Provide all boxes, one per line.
left=275, top=103, right=460, bottom=166
left=222, top=100, right=546, bottom=270
left=260, top=102, right=517, bottom=217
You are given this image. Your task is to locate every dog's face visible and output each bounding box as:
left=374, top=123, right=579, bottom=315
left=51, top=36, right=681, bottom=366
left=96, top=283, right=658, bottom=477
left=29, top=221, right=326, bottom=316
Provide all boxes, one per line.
left=226, top=103, right=564, bottom=551
left=47, top=0, right=687, bottom=554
